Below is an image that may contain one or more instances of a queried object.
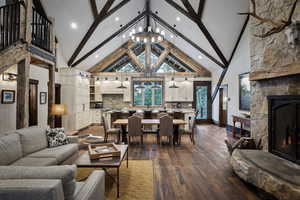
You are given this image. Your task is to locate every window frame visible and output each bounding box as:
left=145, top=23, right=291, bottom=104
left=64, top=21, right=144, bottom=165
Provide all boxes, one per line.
left=131, top=80, right=165, bottom=108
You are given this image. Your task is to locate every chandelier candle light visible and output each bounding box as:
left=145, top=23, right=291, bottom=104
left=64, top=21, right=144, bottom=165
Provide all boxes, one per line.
left=129, top=26, right=165, bottom=44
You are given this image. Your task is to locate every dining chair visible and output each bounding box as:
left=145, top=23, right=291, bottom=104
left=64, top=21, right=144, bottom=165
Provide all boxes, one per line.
left=128, top=115, right=143, bottom=145
left=157, top=112, right=168, bottom=118
left=133, top=112, right=144, bottom=118
left=179, top=115, right=196, bottom=145
left=158, top=115, right=173, bottom=146
left=102, top=116, right=121, bottom=143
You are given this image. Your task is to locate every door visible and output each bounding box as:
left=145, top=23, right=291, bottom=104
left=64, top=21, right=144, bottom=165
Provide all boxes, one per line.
left=194, top=81, right=212, bottom=124
left=219, top=85, right=228, bottom=127
left=29, top=79, right=38, bottom=126
left=54, top=84, right=62, bottom=128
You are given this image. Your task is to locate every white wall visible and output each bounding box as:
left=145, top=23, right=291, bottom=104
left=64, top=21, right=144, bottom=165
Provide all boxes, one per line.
left=0, top=65, right=50, bottom=133
left=30, top=65, right=49, bottom=128
left=0, top=65, right=17, bottom=133
left=211, top=26, right=251, bottom=126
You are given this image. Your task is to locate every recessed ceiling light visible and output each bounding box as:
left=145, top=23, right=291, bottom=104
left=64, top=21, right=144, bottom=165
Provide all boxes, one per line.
left=95, top=55, right=99, bottom=58
left=170, top=34, right=174, bottom=38
left=115, top=17, right=120, bottom=22
left=122, top=34, right=126, bottom=39
left=198, top=55, right=203, bottom=59
left=176, top=16, right=181, bottom=21
left=70, top=22, right=78, bottom=29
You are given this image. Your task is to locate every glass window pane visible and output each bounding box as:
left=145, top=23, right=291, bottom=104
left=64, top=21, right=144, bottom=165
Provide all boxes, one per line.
left=156, top=63, right=177, bottom=73
left=133, top=81, right=162, bottom=106
left=137, top=51, right=146, bottom=66
left=117, top=63, right=138, bottom=72
left=196, top=86, right=208, bottom=119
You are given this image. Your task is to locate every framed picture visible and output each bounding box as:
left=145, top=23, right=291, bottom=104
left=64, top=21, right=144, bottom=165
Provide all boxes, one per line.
left=1, top=90, right=15, bottom=104
left=40, top=92, right=47, bottom=104
left=239, top=72, right=251, bottom=111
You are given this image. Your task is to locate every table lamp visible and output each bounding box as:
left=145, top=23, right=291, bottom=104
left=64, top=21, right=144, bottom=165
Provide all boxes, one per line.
left=51, top=104, right=68, bottom=116
left=51, top=104, right=68, bottom=128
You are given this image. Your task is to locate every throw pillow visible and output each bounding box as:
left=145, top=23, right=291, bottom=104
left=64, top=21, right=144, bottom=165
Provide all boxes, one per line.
left=46, top=128, right=69, bottom=148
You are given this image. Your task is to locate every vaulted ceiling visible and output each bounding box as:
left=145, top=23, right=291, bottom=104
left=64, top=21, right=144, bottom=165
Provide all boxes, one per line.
left=41, top=0, right=249, bottom=72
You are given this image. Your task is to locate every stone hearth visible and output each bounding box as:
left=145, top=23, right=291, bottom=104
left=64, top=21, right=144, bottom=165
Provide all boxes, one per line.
left=231, top=149, right=300, bottom=200
left=250, top=0, right=300, bottom=150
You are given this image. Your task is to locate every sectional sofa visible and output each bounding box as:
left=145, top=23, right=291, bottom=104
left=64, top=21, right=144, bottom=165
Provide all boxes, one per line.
left=0, top=127, right=105, bottom=200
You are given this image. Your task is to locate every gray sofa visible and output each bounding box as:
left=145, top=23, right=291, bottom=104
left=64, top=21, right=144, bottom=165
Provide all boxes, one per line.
left=0, top=127, right=105, bottom=200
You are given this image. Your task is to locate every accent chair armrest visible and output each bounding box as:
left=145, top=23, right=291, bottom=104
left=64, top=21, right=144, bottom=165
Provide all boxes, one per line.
left=0, top=179, right=64, bottom=200
left=74, top=170, right=105, bottom=200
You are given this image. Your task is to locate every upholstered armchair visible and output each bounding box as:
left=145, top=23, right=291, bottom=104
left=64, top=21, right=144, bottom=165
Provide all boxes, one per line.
left=128, top=115, right=143, bottom=145
left=158, top=115, right=173, bottom=146
left=102, top=116, right=121, bottom=143
left=179, top=115, right=196, bottom=145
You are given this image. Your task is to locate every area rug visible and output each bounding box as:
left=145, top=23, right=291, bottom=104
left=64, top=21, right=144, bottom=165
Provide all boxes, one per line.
left=76, top=160, right=154, bottom=200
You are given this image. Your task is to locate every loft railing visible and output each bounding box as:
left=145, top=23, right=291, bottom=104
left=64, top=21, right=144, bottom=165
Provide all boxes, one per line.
left=0, top=2, right=21, bottom=51
left=31, top=7, right=52, bottom=52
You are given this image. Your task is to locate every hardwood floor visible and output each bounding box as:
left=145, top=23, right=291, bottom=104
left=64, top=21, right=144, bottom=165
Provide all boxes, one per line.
left=78, top=125, right=262, bottom=200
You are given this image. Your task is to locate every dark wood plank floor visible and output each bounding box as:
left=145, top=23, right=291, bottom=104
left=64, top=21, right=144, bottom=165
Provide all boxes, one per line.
left=78, top=125, right=261, bottom=200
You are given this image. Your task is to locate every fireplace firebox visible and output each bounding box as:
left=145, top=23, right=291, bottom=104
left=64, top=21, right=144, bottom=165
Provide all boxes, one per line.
left=268, top=95, right=300, bottom=164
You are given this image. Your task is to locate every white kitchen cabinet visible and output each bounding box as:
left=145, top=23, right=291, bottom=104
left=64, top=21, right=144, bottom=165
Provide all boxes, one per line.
left=90, top=109, right=102, bottom=124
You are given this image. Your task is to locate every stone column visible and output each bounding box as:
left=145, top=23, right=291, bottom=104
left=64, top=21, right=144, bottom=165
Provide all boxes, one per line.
left=16, top=56, right=30, bottom=129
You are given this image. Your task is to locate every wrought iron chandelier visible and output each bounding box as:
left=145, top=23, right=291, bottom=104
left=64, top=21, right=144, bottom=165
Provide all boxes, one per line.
left=129, top=26, right=165, bottom=44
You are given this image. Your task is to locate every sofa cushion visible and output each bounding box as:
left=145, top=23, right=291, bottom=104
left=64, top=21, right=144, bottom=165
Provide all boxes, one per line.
left=28, top=143, right=78, bottom=164
left=46, top=128, right=69, bottom=148
left=16, top=127, right=48, bottom=155
left=11, top=157, right=58, bottom=166
left=0, top=134, right=23, bottom=165
left=0, top=165, right=76, bottom=200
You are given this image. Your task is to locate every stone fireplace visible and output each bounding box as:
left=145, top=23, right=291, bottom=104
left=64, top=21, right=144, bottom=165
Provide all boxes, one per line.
left=250, top=0, right=300, bottom=151
left=268, top=95, right=300, bottom=164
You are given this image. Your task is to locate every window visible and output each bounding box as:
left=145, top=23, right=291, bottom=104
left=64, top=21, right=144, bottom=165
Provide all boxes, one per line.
left=117, top=63, right=138, bottom=72
left=137, top=51, right=159, bottom=67
left=156, top=62, right=177, bottom=73
left=133, top=81, right=163, bottom=106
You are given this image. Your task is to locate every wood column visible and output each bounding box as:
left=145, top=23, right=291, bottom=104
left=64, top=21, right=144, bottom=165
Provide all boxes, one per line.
left=48, top=64, right=55, bottom=127
left=145, top=40, right=151, bottom=76
left=25, top=0, right=33, bottom=44
left=17, top=57, right=30, bottom=129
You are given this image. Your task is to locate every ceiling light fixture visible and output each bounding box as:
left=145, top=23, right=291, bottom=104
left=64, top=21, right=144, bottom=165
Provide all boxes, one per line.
left=70, top=22, right=78, bottom=29
left=198, top=55, right=203, bottom=59
left=115, top=17, right=120, bottom=22
left=125, top=16, right=165, bottom=44
left=176, top=16, right=181, bottom=22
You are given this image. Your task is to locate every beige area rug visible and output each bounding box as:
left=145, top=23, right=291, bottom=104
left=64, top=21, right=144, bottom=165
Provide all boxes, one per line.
left=76, top=160, right=154, bottom=200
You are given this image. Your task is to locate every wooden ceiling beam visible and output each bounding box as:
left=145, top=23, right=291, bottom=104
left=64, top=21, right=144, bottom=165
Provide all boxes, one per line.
left=153, top=47, right=170, bottom=71
left=127, top=49, right=144, bottom=72
left=159, top=41, right=210, bottom=75
left=88, top=41, right=135, bottom=72
left=166, top=0, right=229, bottom=66
left=89, top=0, right=98, bottom=19
left=198, top=0, right=206, bottom=18
left=150, top=12, right=225, bottom=68
left=211, top=15, right=249, bottom=102
left=68, top=0, right=131, bottom=66
left=71, top=11, right=146, bottom=67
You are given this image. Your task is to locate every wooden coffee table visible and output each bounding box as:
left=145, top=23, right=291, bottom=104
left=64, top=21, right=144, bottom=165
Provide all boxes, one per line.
left=75, top=144, right=128, bottom=198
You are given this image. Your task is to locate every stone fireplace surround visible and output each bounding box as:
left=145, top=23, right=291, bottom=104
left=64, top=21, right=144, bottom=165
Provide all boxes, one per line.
left=230, top=1, right=300, bottom=199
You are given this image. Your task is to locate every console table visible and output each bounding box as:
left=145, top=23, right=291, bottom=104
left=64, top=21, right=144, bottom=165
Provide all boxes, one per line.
left=232, top=115, right=250, bottom=138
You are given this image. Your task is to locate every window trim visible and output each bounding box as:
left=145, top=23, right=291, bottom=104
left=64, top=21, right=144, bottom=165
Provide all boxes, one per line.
left=131, top=80, right=165, bottom=108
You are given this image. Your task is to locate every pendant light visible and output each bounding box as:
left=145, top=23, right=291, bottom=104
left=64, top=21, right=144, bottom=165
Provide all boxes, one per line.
left=117, top=74, right=127, bottom=89
left=169, top=77, right=179, bottom=88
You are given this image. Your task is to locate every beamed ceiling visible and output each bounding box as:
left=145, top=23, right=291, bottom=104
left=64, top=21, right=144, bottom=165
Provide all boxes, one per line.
left=41, top=0, right=249, bottom=73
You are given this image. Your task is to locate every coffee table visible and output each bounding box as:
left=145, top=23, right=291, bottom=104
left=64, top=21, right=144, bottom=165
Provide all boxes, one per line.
left=75, top=144, right=128, bottom=198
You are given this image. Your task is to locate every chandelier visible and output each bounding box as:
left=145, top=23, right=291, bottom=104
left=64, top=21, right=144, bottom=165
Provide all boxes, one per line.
left=128, top=26, right=165, bottom=44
